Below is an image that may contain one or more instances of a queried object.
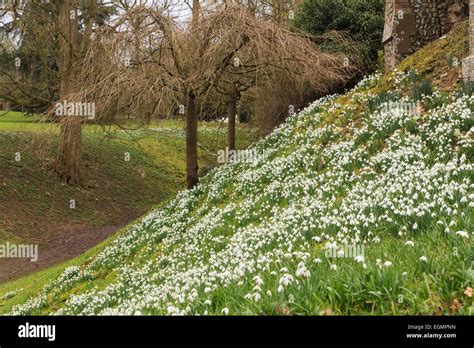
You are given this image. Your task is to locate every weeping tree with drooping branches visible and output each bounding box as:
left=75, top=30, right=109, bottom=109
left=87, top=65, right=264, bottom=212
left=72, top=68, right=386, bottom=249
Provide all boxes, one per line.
left=72, top=2, right=357, bottom=188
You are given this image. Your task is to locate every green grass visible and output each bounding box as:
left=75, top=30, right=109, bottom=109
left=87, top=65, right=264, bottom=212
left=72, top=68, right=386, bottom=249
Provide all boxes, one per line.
left=0, top=114, right=258, bottom=225
left=0, top=111, right=258, bottom=293
left=0, top=228, right=23, bottom=245
left=0, top=21, right=471, bottom=316
left=0, top=221, right=134, bottom=313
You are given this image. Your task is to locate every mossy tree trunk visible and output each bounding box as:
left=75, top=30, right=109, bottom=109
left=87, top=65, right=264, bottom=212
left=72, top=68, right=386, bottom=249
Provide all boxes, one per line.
left=186, top=90, right=199, bottom=189
left=56, top=0, right=83, bottom=185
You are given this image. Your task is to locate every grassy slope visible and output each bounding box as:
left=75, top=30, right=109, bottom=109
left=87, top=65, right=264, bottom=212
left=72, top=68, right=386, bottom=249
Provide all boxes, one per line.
left=0, top=114, right=257, bottom=303
left=1, top=22, right=472, bottom=315
left=0, top=114, right=257, bottom=238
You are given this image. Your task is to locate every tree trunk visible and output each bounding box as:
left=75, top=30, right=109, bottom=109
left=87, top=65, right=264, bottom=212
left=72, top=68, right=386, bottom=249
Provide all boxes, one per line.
left=226, top=84, right=238, bottom=156
left=58, top=0, right=76, bottom=97
left=56, top=0, right=83, bottom=185
left=272, top=0, right=286, bottom=24
left=186, top=90, right=199, bottom=189
left=57, top=118, right=83, bottom=185
left=187, top=1, right=200, bottom=189
left=191, top=0, right=201, bottom=28
left=247, top=0, right=256, bottom=16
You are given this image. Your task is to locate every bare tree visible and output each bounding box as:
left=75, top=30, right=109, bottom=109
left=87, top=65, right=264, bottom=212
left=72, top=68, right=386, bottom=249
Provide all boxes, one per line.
left=72, top=3, right=355, bottom=188
left=204, top=2, right=356, bottom=154
left=0, top=0, right=114, bottom=185
left=55, top=0, right=83, bottom=185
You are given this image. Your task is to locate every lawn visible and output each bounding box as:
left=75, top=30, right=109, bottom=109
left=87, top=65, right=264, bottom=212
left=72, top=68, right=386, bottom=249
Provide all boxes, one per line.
left=0, top=111, right=258, bottom=285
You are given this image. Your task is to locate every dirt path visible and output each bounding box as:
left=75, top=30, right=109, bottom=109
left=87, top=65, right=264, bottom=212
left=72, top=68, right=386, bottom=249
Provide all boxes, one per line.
left=0, top=221, right=131, bottom=283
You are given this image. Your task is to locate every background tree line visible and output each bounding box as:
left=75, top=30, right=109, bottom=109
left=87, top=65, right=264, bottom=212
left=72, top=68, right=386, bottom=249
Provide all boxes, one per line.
left=0, top=0, right=386, bottom=189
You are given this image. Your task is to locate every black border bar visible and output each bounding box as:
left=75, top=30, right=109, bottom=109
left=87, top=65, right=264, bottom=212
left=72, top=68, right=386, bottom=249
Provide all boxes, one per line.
left=0, top=316, right=472, bottom=346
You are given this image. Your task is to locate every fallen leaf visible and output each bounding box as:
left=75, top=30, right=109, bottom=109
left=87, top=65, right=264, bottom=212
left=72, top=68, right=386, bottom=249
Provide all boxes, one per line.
left=275, top=304, right=289, bottom=315
left=464, top=287, right=472, bottom=298
left=449, top=299, right=461, bottom=314
left=319, top=308, right=333, bottom=316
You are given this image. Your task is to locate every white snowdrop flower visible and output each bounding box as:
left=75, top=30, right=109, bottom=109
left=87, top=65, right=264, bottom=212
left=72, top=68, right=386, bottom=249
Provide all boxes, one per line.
left=14, top=85, right=474, bottom=316
left=270, top=271, right=277, bottom=276
left=253, top=293, right=261, bottom=302
left=373, top=236, right=381, bottom=243
left=167, top=306, right=179, bottom=315
left=134, top=310, right=142, bottom=316
left=412, top=223, right=418, bottom=230
left=204, top=287, right=211, bottom=293
left=405, top=240, right=414, bottom=247
left=336, top=249, right=345, bottom=257
left=402, top=272, right=408, bottom=276
left=244, top=293, right=252, bottom=300
left=383, top=261, right=392, bottom=267
left=376, top=259, right=382, bottom=266
left=330, top=264, right=337, bottom=271
left=313, top=258, right=322, bottom=264
left=203, top=310, right=208, bottom=315
left=325, top=241, right=335, bottom=250
left=266, top=290, right=272, bottom=296
left=253, top=285, right=262, bottom=292
left=279, top=274, right=294, bottom=286
left=455, top=230, right=469, bottom=238
left=362, top=263, right=367, bottom=269
left=280, top=267, right=289, bottom=273
left=253, top=276, right=264, bottom=285
left=296, top=266, right=311, bottom=278
left=221, top=308, right=229, bottom=315
left=354, top=255, right=364, bottom=263
left=449, top=220, right=456, bottom=227
left=419, top=256, right=428, bottom=262
left=204, top=300, right=212, bottom=306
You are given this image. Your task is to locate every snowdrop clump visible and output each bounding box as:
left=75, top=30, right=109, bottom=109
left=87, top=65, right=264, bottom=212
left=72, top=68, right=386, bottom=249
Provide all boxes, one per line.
left=9, top=71, right=473, bottom=315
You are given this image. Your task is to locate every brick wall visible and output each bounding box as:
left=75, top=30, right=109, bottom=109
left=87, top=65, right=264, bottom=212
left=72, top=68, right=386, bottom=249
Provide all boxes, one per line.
left=462, top=0, right=474, bottom=81
left=470, top=0, right=474, bottom=55
left=384, top=0, right=466, bottom=72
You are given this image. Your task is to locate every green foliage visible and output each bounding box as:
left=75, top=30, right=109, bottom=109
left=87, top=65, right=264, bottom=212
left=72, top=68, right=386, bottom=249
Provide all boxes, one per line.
left=404, top=69, right=422, bottom=86
left=412, top=80, right=433, bottom=102
left=0, top=1, right=117, bottom=113
left=294, top=0, right=385, bottom=73
left=367, top=91, right=401, bottom=113
left=459, top=80, right=474, bottom=97
left=377, top=49, right=386, bottom=74
left=422, top=91, right=451, bottom=110
left=447, top=53, right=459, bottom=68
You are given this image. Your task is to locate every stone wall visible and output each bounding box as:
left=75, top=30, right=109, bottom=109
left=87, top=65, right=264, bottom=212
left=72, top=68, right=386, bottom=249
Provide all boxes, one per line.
left=462, top=0, right=474, bottom=81
left=383, top=0, right=466, bottom=71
